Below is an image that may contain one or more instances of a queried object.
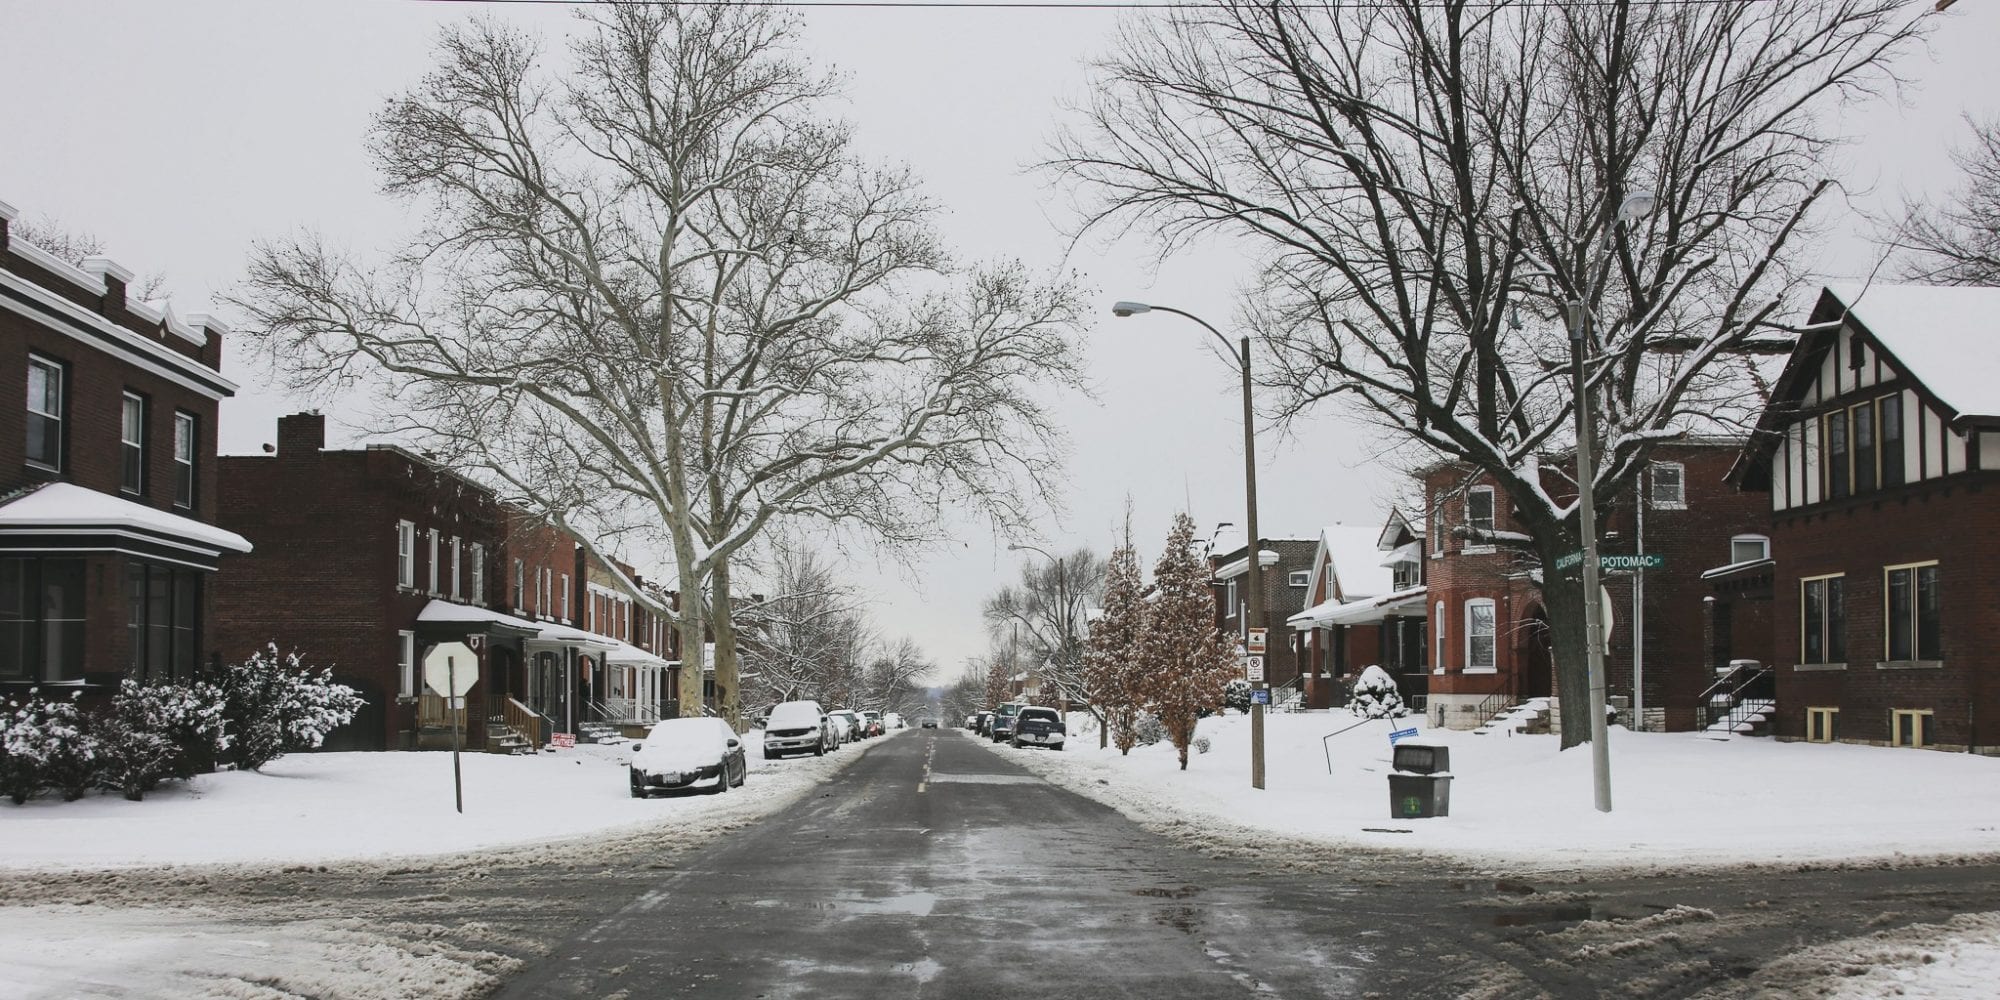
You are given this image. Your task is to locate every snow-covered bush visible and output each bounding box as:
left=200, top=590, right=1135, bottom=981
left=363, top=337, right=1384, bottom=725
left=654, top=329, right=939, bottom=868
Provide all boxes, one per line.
left=95, top=680, right=231, bottom=800
left=1133, top=712, right=1167, bottom=747
left=1223, top=678, right=1252, bottom=714
left=217, top=645, right=364, bottom=771
left=1347, top=665, right=1410, bottom=720
left=0, top=691, right=98, bottom=803
left=1193, top=735, right=1212, bottom=755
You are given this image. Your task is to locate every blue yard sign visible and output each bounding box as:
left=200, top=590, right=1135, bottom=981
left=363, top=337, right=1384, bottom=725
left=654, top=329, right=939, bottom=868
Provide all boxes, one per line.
left=1251, top=689, right=1271, bottom=705
left=1389, top=727, right=1420, bottom=745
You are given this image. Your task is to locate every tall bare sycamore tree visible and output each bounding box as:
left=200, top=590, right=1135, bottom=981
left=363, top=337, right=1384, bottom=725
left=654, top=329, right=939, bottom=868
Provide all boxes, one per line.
left=1053, top=0, right=1927, bottom=744
left=235, top=6, right=1087, bottom=728
left=981, top=547, right=1106, bottom=716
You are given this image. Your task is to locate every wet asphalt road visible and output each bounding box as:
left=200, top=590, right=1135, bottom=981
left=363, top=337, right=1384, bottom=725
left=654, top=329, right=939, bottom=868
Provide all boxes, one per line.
left=485, top=730, right=2000, bottom=999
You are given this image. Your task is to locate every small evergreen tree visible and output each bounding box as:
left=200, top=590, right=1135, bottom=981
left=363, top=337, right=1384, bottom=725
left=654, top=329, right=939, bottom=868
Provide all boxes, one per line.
left=217, top=645, right=363, bottom=771
left=1137, top=513, right=1238, bottom=770
left=1084, top=523, right=1147, bottom=754
left=1348, top=664, right=1410, bottom=720
left=95, top=679, right=231, bottom=800
left=0, top=692, right=97, bottom=803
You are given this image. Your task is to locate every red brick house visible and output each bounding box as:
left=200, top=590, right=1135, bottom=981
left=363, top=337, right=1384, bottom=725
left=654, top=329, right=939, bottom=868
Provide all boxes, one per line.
left=0, top=198, right=250, bottom=692
left=1287, top=519, right=1421, bottom=709
left=1734, top=283, right=2000, bottom=752
left=1420, top=440, right=1767, bottom=731
left=213, top=413, right=678, bottom=750
left=1205, top=525, right=1317, bottom=698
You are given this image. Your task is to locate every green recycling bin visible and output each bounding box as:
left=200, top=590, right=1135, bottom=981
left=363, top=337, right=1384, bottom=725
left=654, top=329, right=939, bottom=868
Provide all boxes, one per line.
left=1388, top=772, right=1451, bottom=819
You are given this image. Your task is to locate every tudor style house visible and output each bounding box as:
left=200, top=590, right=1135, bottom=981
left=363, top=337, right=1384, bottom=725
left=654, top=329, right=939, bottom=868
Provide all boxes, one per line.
left=1419, top=439, right=1767, bottom=732
left=0, top=199, right=250, bottom=692
left=1205, top=525, right=1317, bottom=700
left=1733, top=283, right=2000, bottom=753
left=212, top=412, right=677, bottom=751
left=1287, top=520, right=1419, bottom=709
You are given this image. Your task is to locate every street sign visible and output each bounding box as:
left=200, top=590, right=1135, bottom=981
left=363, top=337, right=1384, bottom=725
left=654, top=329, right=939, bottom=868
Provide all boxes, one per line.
left=1389, top=727, right=1420, bottom=744
left=1555, top=551, right=1584, bottom=571
left=423, top=641, right=480, bottom=697
left=1251, top=689, right=1271, bottom=705
left=1246, top=627, right=1267, bottom=654
left=1555, top=552, right=1664, bottom=572
left=1245, top=655, right=1266, bottom=682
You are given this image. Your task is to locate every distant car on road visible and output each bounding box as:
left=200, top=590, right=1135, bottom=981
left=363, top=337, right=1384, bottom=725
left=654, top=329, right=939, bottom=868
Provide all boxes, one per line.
left=989, top=702, right=1025, bottom=743
left=630, top=717, right=746, bottom=797
left=762, top=700, right=833, bottom=759
left=859, top=710, right=886, bottom=737
left=884, top=712, right=906, bottom=730
left=920, top=718, right=938, bottom=729
left=1011, top=706, right=1066, bottom=750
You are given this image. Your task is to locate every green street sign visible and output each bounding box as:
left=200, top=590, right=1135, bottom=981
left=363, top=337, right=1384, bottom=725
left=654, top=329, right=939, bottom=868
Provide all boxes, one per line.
left=1554, top=552, right=1664, bottom=572
left=1554, top=551, right=1584, bottom=571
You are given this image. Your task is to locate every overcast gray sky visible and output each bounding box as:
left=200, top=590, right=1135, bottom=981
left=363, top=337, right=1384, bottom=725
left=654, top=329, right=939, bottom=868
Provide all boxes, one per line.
left=3, top=0, right=1994, bottom=683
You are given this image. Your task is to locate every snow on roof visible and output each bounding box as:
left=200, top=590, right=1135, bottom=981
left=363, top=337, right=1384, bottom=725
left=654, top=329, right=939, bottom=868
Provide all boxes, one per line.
left=1318, top=524, right=1394, bottom=601
left=417, top=600, right=626, bottom=653
left=1827, top=283, right=2000, bottom=420
left=1292, top=585, right=1427, bottom=628
left=0, top=482, right=250, bottom=554
left=1378, top=541, right=1422, bottom=567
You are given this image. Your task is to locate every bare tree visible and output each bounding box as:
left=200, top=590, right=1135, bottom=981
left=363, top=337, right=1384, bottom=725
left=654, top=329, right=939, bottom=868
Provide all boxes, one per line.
left=737, top=546, right=868, bottom=711
left=234, top=6, right=1087, bottom=728
left=1053, top=0, right=1926, bottom=744
left=1894, top=115, right=2000, bottom=284
left=981, top=547, right=1106, bottom=715
left=854, top=636, right=931, bottom=717
left=12, top=216, right=168, bottom=298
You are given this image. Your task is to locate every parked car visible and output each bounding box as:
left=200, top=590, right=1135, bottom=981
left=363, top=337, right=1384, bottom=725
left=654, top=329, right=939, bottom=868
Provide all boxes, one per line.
left=762, top=700, right=832, bottom=759
left=828, top=709, right=860, bottom=745
left=859, top=710, right=886, bottom=737
left=884, top=712, right=905, bottom=730
left=1011, top=706, right=1066, bottom=750
left=630, top=717, right=746, bottom=797
left=989, top=702, right=1025, bottom=743
left=973, top=711, right=992, bottom=735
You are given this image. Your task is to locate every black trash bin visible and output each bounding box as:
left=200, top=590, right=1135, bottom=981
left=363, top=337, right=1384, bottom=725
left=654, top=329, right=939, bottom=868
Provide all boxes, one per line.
left=1388, top=772, right=1451, bottom=819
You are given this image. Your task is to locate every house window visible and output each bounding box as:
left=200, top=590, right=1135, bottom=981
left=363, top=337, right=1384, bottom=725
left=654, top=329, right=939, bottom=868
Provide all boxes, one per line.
left=561, top=574, right=571, bottom=621
left=1288, top=570, right=1310, bottom=588
left=0, top=556, right=87, bottom=683
left=1466, top=488, right=1495, bottom=541
left=1884, top=562, right=1940, bottom=662
left=1431, top=503, right=1444, bottom=555
left=1393, top=560, right=1420, bottom=591
left=1650, top=462, right=1685, bottom=508
left=449, top=536, right=463, bottom=599
left=1850, top=402, right=1877, bottom=494
left=470, top=544, right=485, bottom=605
left=428, top=529, right=441, bottom=595
left=1805, top=707, right=1837, bottom=744
left=1800, top=574, right=1845, bottom=665
left=1465, top=599, right=1496, bottom=672
left=396, top=521, right=416, bottom=589
left=125, top=563, right=201, bottom=683
left=542, top=567, right=552, bottom=617
left=1731, top=534, right=1770, bottom=565
left=513, top=559, right=525, bottom=611
left=1223, top=579, right=1238, bottom=619
left=1878, top=395, right=1904, bottom=488
left=1825, top=409, right=1850, bottom=499
left=398, top=630, right=417, bottom=698
left=1433, top=601, right=1445, bottom=674
left=121, top=393, right=147, bottom=495
left=1890, top=709, right=1932, bottom=749
left=25, top=355, right=65, bottom=471
left=173, top=412, right=197, bottom=509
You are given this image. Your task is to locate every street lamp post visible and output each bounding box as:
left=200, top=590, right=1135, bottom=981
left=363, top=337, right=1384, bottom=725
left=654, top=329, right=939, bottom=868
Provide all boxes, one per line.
left=1110, top=301, right=1266, bottom=791
left=1006, top=542, right=1069, bottom=711
left=1569, top=189, right=1657, bottom=815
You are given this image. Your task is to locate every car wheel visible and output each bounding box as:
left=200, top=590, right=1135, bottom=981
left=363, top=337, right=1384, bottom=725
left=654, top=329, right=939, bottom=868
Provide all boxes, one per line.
left=763, top=749, right=775, bottom=760
left=814, top=741, right=825, bottom=757
left=630, top=786, right=646, bottom=799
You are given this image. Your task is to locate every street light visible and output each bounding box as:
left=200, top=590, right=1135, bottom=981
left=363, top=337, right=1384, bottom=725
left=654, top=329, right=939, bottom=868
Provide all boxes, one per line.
left=1111, top=300, right=1268, bottom=791
left=1570, top=188, right=1658, bottom=815
left=1007, top=542, right=1076, bottom=728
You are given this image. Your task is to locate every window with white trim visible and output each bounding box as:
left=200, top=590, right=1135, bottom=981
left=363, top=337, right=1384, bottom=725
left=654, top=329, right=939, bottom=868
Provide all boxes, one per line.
left=120, top=393, right=147, bottom=495
left=1465, top=598, right=1497, bottom=672
left=172, top=412, right=197, bottom=509
left=1731, top=534, right=1769, bottom=564
left=513, top=559, right=525, bottom=611
left=561, top=573, right=571, bottom=622
left=1884, top=562, right=1940, bottom=662
left=1801, top=574, right=1845, bottom=665
left=1433, top=601, right=1445, bottom=674
left=1466, top=488, right=1494, bottom=545
left=427, top=529, right=441, bottom=595
left=469, top=544, right=485, bottom=605
left=26, top=355, right=64, bottom=471
left=1430, top=501, right=1444, bottom=555
left=1805, top=706, right=1836, bottom=743
left=398, top=630, right=416, bottom=698
left=1223, top=579, right=1238, bottom=619
left=1890, top=709, right=1932, bottom=749
left=396, top=521, right=416, bottom=589
left=1288, top=570, right=1310, bottom=588
left=449, top=536, right=462, bottom=599
left=1650, top=462, right=1686, bottom=508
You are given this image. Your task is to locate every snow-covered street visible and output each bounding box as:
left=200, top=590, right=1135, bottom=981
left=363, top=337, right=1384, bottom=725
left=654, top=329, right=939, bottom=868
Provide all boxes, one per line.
left=1008, top=712, right=2000, bottom=872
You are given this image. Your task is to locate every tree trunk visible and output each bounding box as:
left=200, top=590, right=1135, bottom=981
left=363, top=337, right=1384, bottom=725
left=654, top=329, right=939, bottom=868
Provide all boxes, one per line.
left=673, top=555, right=708, bottom=720
left=710, top=555, right=743, bottom=731
left=1537, top=546, right=1594, bottom=749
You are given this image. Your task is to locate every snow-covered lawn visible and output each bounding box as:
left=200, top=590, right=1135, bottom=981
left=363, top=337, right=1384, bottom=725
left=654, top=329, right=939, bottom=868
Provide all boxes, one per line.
left=0, top=729, right=874, bottom=871
left=999, top=712, right=2000, bottom=872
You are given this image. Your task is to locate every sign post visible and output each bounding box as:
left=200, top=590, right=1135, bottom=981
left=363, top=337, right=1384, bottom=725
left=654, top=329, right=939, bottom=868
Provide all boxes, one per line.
left=423, top=641, right=479, bottom=814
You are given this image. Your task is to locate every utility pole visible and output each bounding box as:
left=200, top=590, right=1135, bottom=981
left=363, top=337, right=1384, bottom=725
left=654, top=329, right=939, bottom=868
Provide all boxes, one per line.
left=1240, top=335, right=1267, bottom=791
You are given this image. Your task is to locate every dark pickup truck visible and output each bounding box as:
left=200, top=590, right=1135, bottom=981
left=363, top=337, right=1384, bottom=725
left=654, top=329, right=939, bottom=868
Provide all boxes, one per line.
left=1010, top=706, right=1066, bottom=750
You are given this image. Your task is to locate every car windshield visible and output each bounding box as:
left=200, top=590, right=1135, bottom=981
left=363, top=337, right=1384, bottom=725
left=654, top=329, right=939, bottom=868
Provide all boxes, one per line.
left=1020, top=709, right=1059, bottom=723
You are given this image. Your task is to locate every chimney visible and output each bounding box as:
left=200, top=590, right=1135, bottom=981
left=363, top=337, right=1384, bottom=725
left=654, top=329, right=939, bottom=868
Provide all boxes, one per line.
left=80, top=256, right=135, bottom=315
left=276, top=412, right=326, bottom=456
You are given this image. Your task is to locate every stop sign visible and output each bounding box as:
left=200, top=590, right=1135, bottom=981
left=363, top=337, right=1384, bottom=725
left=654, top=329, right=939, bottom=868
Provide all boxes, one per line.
left=423, top=641, right=480, bottom=698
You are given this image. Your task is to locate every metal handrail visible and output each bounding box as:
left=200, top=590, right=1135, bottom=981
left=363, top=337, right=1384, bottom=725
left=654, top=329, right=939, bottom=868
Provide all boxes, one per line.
left=1695, top=663, right=1775, bottom=732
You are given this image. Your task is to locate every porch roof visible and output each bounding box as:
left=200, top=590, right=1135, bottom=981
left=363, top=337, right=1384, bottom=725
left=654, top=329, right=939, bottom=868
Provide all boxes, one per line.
left=603, top=640, right=672, bottom=669
left=415, top=600, right=620, bottom=650
left=0, top=481, right=251, bottom=571
left=1288, top=585, right=1428, bottom=629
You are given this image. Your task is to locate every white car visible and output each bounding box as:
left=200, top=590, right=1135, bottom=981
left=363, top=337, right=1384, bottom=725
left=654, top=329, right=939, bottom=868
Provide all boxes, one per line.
left=884, top=712, right=905, bottom=730
left=762, top=700, right=832, bottom=759
left=827, top=710, right=857, bottom=746
left=630, top=717, right=746, bottom=797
